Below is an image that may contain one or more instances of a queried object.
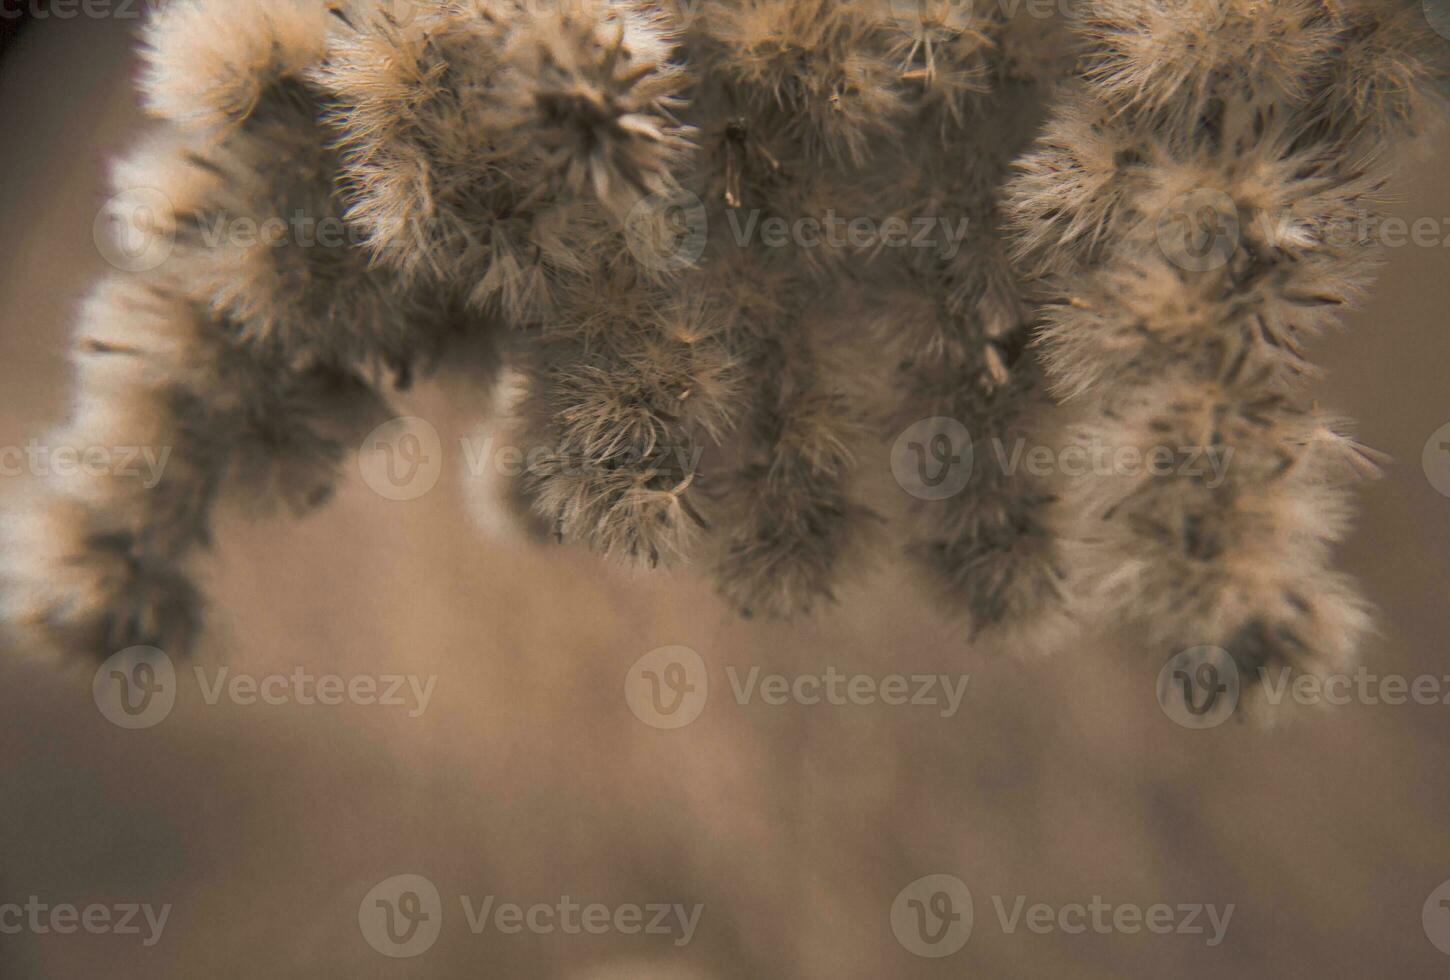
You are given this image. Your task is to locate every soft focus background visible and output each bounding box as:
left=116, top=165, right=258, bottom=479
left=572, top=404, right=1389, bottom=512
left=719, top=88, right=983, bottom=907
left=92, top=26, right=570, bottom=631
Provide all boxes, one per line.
left=3, top=12, right=1450, bottom=979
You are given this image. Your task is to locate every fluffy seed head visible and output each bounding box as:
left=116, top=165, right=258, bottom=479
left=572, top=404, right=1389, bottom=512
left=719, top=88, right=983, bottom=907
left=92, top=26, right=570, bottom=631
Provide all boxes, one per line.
left=140, top=0, right=331, bottom=129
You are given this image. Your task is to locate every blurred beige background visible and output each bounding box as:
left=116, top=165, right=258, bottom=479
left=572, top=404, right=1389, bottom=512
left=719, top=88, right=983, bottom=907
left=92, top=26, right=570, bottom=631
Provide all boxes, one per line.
left=3, top=13, right=1450, bottom=979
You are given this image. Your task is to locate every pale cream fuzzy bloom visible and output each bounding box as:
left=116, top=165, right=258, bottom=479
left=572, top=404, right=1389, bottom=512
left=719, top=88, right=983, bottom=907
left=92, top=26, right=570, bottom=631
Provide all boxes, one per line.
left=5, top=0, right=1442, bottom=670
left=140, top=0, right=332, bottom=130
